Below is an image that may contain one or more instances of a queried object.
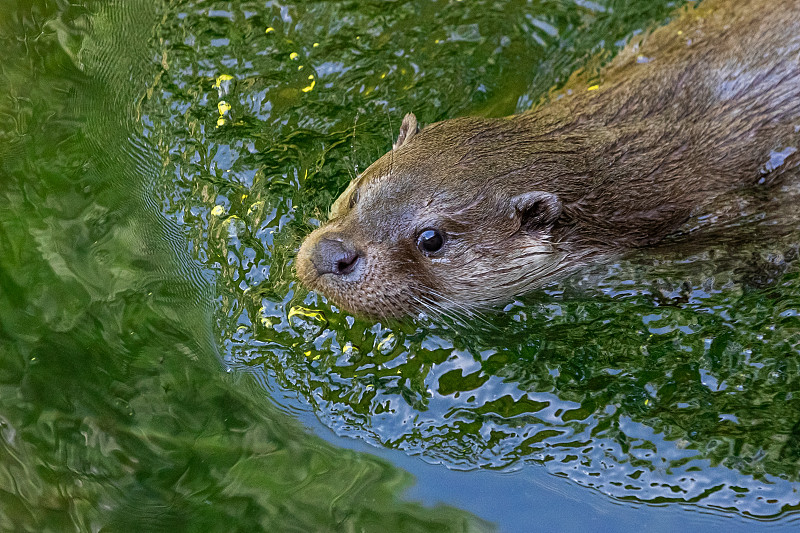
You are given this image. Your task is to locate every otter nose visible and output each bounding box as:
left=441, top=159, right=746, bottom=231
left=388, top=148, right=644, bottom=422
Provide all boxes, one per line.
left=310, top=236, right=361, bottom=276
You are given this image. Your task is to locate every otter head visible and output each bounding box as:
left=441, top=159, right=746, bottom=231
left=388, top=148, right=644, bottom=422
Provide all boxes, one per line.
left=296, top=113, right=569, bottom=319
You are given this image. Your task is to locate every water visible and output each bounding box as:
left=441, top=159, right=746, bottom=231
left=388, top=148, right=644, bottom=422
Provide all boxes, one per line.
left=2, top=0, right=800, bottom=531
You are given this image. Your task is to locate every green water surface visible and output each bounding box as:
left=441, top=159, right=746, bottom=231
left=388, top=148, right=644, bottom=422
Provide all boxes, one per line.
left=2, top=0, right=800, bottom=531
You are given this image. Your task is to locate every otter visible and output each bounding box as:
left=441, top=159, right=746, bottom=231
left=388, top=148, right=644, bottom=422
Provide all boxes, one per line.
left=296, top=0, right=800, bottom=319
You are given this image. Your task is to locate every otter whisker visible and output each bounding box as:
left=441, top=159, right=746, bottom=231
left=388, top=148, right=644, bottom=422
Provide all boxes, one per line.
left=419, top=287, right=495, bottom=330
left=414, top=293, right=474, bottom=329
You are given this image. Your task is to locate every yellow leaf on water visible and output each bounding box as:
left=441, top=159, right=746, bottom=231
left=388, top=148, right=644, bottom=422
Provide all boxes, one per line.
left=376, top=334, right=395, bottom=352
left=213, top=74, right=234, bottom=88
left=288, top=306, right=325, bottom=322
left=301, top=75, right=316, bottom=93
left=248, top=200, right=264, bottom=214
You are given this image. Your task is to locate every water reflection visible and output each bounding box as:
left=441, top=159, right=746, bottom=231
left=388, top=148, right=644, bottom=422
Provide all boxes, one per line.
left=272, top=213, right=800, bottom=517
left=0, top=0, right=491, bottom=530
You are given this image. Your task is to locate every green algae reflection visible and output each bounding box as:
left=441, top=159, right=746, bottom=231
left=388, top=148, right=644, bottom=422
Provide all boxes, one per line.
left=0, top=0, right=490, bottom=530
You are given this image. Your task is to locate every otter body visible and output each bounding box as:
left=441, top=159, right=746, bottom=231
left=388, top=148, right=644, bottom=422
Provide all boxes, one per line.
left=297, top=0, right=800, bottom=318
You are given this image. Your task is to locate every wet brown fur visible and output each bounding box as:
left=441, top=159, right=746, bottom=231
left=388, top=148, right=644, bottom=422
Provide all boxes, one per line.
left=297, top=0, right=800, bottom=318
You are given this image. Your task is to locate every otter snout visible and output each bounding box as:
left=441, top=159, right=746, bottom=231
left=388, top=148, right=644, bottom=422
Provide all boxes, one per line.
left=308, top=234, right=362, bottom=277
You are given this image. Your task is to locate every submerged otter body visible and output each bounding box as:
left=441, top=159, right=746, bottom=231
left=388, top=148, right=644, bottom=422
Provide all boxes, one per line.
left=297, top=0, right=800, bottom=319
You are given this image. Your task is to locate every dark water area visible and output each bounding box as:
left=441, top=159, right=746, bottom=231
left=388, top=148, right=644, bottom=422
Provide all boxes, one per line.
left=2, top=0, right=800, bottom=531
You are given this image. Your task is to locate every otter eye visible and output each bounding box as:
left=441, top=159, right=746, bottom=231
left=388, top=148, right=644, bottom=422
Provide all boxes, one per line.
left=416, top=229, right=445, bottom=255
left=348, top=189, right=360, bottom=209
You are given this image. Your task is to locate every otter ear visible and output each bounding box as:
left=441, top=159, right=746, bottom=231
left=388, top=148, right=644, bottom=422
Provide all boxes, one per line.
left=393, top=113, right=418, bottom=150
left=510, top=191, right=562, bottom=230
